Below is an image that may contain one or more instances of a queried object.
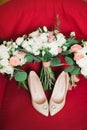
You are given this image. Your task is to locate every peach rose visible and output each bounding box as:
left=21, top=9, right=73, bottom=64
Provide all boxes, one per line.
left=53, top=30, right=59, bottom=34
left=71, top=75, right=80, bottom=83
left=58, top=47, right=62, bottom=53
left=48, top=35, right=54, bottom=42
left=70, top=44, right=82, bottom=52
left=10, top=56, right=20, bottom=66
left=68, top=83, right=73, bottom=90
left=18, top=51, right=26, bottom=57
left=69, top=75, right=80, bottom=89
left=74, top=53, right=84, bottom=61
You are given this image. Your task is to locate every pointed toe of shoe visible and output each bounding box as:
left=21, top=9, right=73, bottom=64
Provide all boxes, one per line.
left=32, top=100, right=49, bottom=116
left=49, top=99, right=65, bottom=116
left=28, top=71, right=49, bottom=117
left=49, top=71, right=69, bottom=116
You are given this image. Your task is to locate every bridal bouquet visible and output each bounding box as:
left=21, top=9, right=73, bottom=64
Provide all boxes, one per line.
left=0, top=26, right=87, bottom=90
left=17, top=26, right=67, bottom=89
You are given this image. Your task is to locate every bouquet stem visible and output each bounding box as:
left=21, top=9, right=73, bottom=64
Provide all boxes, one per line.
left=40, top=61, right=55, bottom=90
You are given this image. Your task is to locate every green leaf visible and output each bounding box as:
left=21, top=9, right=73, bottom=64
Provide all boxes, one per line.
left=51, top=58, right=60, bottom=66
left=22, top=81, right=28, bottom=90
left=65, top=56, right=74, bottom=65
left=33, top=56, right=41, bottom=62
left=43, top=51, right=52, bottom=61
left=64, top=65, right=75, bottom=72
left=67, top=38, right=78, bottom=44
left=65, top=38, right=78, bottom=48
left=14, top=71, right=27, bottom=82
left=25, top=55, right=33, bottom=62
left=57, top=21, right=60, bottom=26
left=70, top=66, right=80, bottom=75
left=0, top=64, right=3, bottom=69
left=61, top=50, right=72, bottom=55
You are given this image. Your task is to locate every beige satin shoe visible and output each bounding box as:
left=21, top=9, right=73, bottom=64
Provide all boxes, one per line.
left=49, top=71, right=69, bottom=116
left=28, top=71, right=49, bottom=116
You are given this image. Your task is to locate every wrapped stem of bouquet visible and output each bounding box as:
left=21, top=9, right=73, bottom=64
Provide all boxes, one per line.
left=40, top=61, right=55, bottom=90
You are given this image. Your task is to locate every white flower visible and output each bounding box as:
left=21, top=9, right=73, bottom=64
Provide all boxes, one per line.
left=81, top=66, right=87, bottom=76
left=16, top=37, right=24, bottom=46
left=20, top=57, right=26, bottom=65
left=5, top=66, right=14, bottom=75
left=43, top=26, right=48, bottom=32
left=48, top=42, right=59, bottom=56
left=39, top=33, right=48, bottom=43
left=78, top=46, right=87, bottom=54
left=70, top=31, right=75, bottom=37
left=42, top=50, right=45, bottom=56
left=76, top=56, right=87, bottom=68
left=82, top=41, right=87, bottom=46
left=0, top=59, right=9, bottom=67
left=27, top=39, right=34, bottom=46
left=56, top=33, right=66, bottom=47
left=32, top=46, right=40, bottom=55
left=0, top=65, right=14, bottom=75
left=29, top=30, right=39, bottom=37
left=22, top=40, right=32, bottom=52
left=63, top=46, right=67, bottom=51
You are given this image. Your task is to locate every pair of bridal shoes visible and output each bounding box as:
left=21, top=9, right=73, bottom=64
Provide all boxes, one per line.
left=28, top=71, right=69, bottom=116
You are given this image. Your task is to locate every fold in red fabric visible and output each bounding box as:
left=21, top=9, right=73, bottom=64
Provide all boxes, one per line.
left=0, top=0, right=87, bottom=130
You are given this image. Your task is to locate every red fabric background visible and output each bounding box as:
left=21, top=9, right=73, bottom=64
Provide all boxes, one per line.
left=0, top=0, right=87, bottom=130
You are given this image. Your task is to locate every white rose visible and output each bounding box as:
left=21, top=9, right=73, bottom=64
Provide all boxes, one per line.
left=78, top=46, right=87, bottom=54
left=32, top=47, right=40, bottom=55
left=42, top=50, right=45, bottom=56
left=56, top=33, right=66, bottom=47
left=63, top=46, right=67, bottom=51
left=20, top=57, right=26, bottom=65
left=0, top=45, right=9, bottom=58
left=39, top=33, right=48, bottom=43
left=70, top=32, right=75, bottom=37
left=22, top=40, right=32, bottom=52
left=0, top=66, right=14, bottom=75
left=48, top=43, right=58, bottom=56
left=82, top=41, right=87, bottom=46
left=27, top=39, right=34, bottom=46
left=0, top=67, right=5, bottom=74
left=0, top=59, right=9, bottom=67
left=16, top=37, right=24, bottom=46
left=43, top=26, right=48, bottom=32
left=76, top=56, right=87, bottom=68
left=29, top=30, right=39, bottom=37
left=81, top=66, right=87, bottom=76
left=5, top=66, right=14, bottom=75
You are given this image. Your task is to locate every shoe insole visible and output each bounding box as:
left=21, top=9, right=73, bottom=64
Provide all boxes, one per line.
left=29, top=72, right=46, bottom=104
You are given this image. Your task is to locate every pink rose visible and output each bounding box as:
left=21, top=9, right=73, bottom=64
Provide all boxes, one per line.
left=70, top=44, right=82, bottom=52
left=58, top=47, right=62, bottom=53
left=68, top=75, right=80, bottom=90
left=74, top=52, right=84, bottom=61
left=10, top=56, right=20, bottom=66
left=53, top=30, right=59, bottom=34
left=68, top=83, right=73, bottom=90
left=18, top=51, right=26, bottom=57
left=48, top=35, right=54, bottom=42
left=71, top=75, right=80, bottom=83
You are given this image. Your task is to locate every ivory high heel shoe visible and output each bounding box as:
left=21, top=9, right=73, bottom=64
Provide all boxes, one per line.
left=28, top=71, right=49, bottom=116
left=49, top=71, right=69, bottom=116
